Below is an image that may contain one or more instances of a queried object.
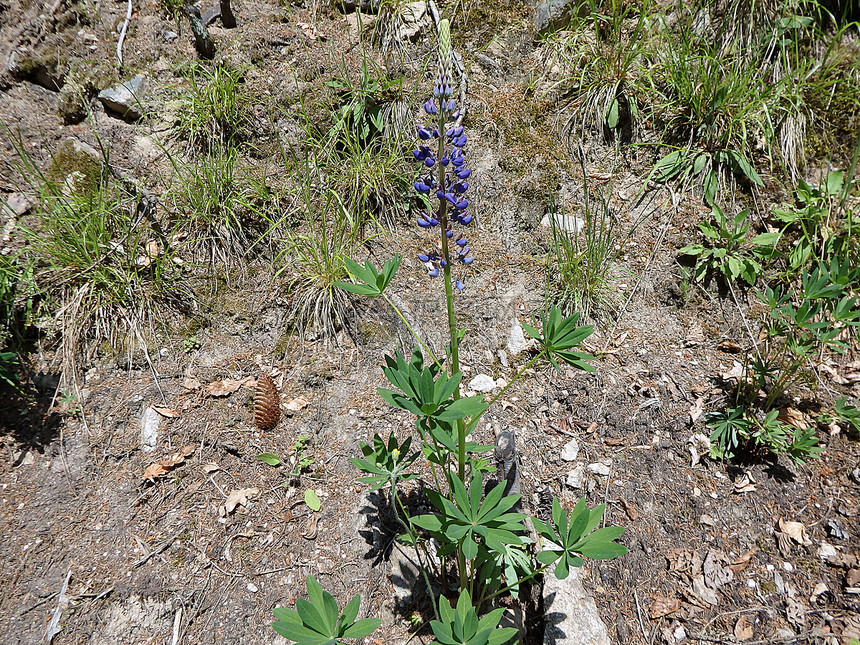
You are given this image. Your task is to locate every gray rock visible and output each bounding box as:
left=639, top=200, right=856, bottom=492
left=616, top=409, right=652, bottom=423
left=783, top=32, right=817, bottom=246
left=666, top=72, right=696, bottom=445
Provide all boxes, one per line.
left=561, top=438, right=579, bottom=462
left=98, top=74, right=147, bottom=120
left=587, top=462, right=611, bottom=476
left=544, top=565, right=612, bottom=645
left=565, top=466, right=585, bottom=490
left=534, top=0, right=589, bottom=35
left=159, top=29, right=179, bottom=42
left=1, top=193, right=32, bottom=218
left=469, top=374, right=497, bottom=393
left=141, top=406, right=160, bottom=453
left=507, top=318, right=528, bottom=355
left=540, top=210, right=584, bottom=234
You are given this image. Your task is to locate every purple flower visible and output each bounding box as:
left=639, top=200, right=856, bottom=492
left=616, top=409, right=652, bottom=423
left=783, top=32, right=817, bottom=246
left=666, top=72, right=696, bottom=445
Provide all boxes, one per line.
left=424, top=99, right=438, bottom=115
left=428, top=267, right=439, bottom=278
left=414, top=181, right=431, bottom=194
left=456, top=168, right=471, bottom=179
left=418, top=253, right=430, bottom=262
left=456, top=280, right=465, bottom=290
left=418, top=126, right=432, bottom=140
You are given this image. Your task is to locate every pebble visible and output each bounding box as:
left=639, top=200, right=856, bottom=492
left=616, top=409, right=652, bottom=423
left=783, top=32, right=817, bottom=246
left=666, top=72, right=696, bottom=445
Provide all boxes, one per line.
left=506, top=319, right=528, bottom=355
left=587, top=462, right=611, bottom=476
left=469, top=374, right=496, bottom=393
left=565, top=466, right=585, bottom=489
left=561, top=437, right=579, bottom=462
left=247, top=583, right=258, bottom=593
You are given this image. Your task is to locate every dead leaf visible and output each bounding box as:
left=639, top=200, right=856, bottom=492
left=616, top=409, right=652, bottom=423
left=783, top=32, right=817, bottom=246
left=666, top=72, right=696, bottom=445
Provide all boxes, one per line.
left=182, top=377, right=202, bottom=391
left=734, top=471, right=757, bottom=493
left=703, top=551, right=734, bottom=590
left=734, top=615, right=754, bottom=640
left=142, top=445, right=195, bottom=480
left=302, top=513, right=319, bottom=539
left=778, top=518, right=812, bottom=546
left=152, top=405, right=178, bottom=418
left=689, top=398, right=705, bottom=424
left=143, top=463, right=169, bottom=480
left=284, top=396, right=310, bottom=412
left=145, top=240, right=159, bottom=257
left=224, top=488, right=259, bottom=514
left=201, top=463, right=220, bottom=474
left=729, top=548, right=757, bottom=574
left=689, top=575, right=720, bottom=606
left=648, top=596, right=681, bottom=619
left=777, top=407, right=807, bottom=430
left=785, top=598, right=806, bottom=628
left=718, top=340, right=743, bottom=354
left=720, top=361, right=743, bottom=380
left=204, top=377, right=254, bottom=397
left=667, top=548, right=704, bottom=577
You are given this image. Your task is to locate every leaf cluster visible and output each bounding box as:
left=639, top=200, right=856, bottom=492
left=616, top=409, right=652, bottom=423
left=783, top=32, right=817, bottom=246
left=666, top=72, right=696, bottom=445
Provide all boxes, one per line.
left=272, top=576, right=381, bottom=645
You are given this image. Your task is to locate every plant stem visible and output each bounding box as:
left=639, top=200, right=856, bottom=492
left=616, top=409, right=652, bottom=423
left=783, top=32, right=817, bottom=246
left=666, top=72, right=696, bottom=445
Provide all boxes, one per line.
left=381, top=293, right=442, bottom=369
left=393, top=488, right=441, bottom=622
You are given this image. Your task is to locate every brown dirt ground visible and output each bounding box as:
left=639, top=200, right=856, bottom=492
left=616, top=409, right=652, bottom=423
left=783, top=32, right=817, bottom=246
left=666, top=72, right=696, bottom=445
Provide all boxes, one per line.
left=0, top=0, right=859, bottom=644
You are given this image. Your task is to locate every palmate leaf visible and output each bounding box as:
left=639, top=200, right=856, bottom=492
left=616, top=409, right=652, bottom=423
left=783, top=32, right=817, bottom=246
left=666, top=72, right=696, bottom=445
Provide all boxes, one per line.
left=334, top=256, right=401, bottom=298
left=532, top=497, right=628, bottom=579
left=271, top=576, right=381, bottom=645
left=429, top=590, right=518, bottom=645
left=523, top=307, right=596, bottom=371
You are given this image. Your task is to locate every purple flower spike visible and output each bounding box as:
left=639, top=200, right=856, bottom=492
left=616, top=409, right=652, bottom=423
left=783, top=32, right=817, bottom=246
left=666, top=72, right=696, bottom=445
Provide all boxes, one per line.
left=456, top=280, right=465, bottom=290
left=418, top=253, right=430, bottom=262
left=414, top=181, right=430, bottom=194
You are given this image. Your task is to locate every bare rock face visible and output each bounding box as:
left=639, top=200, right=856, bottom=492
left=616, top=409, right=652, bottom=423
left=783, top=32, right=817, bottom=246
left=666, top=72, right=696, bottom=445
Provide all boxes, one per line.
left=534, top=0, right=587, bottom=36
left=98, top=74, right=147, bottom=120
left=544, top=566, right=612, bottom=645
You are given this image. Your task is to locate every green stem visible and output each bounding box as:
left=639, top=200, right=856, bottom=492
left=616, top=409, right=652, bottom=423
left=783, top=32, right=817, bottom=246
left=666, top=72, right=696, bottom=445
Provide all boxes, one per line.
left=381, top=293, right=442, bottom=369
left=477, top=562, right=552, bottom=606
left=463, top=352, right=546, bottom=436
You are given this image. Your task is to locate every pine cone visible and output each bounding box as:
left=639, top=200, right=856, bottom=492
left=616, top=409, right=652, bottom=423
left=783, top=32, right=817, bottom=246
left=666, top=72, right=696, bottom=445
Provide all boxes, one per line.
left=254, top=374, right=280, bottom=430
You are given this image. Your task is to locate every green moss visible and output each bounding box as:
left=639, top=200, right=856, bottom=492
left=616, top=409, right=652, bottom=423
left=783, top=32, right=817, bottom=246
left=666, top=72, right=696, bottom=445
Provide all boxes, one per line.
left=47, top=138, right=104, bottom=196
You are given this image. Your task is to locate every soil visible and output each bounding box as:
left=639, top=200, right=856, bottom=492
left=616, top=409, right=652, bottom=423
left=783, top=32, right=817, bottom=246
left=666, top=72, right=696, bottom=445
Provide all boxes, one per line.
left=0, top=0, right=859, bottom=644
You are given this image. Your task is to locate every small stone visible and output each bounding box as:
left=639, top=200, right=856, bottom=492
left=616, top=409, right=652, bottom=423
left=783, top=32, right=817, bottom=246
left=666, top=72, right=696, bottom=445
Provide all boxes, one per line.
left=817, top=543, right=839, bottom=561
left=507, top=319, right=528, bottom=355
left=587, top=462, right=611, bottom=476
left=560, top=437, right=579, bottom=462
left=246, top=583, right=258, bottom=593
left=1, top=193, right=32, bottom=218
left=540, top=210, right=584, bottom=234
left=565, top=466, right=585, bottom=490
left=141, top=406, right=160, bottom=453
left=159, top=29, right=179, bottom=42
left=98, top=74, right=147, bottom=120
left=469, top=374, right=496, bottom=393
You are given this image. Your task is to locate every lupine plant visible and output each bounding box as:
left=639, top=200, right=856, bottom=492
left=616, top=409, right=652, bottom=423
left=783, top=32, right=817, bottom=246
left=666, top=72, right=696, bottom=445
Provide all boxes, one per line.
left=272, top=18, right=627, bottom=644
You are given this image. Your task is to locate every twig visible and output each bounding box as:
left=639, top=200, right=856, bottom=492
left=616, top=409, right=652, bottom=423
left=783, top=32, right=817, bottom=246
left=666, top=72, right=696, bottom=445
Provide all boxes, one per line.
left=117, top=0, right=133, bottom=70
left=132, top=532, right=178, bottom=568
left=726, top=279, right=762, bottom=361
left=171, top=607, right=182, bottom=645
left=633, top=590, right=648, bottom=641
left=44, top=569, right=72, bottom=643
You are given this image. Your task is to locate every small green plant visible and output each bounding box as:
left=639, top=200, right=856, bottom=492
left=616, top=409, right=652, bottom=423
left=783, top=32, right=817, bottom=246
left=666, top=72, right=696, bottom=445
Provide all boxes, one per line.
left=256, top=434, right=315, bottom=481
left=0, top=352, right=18, bottom=389
left=172, top=63, right=252, bottom=151
left=428, top=589, right=517, bottom=645
left=679, top=204, right=777, bottom=286
left=271, top=575, right=381, bottom=645
left=182, top=335, right=201, bottom=353
left=546, top=0, right=656, bottom=140
left=546, top=189, right=622, bottom=319
left=706, top=407, right=822, bottom=465
left=832, top=397, right=860, bottom=434
left=771, top=169, right=857, bottom=274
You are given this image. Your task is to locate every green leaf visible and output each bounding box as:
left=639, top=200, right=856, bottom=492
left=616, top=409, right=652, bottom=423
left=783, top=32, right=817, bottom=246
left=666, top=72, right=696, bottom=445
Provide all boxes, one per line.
left=679, top=243, right=705, bottom=256
left=605, top=97, right=619, bottom=129
left=304, top=489, right=322, bottom=512
left=342, top=618, right=383, bottom=639
left=732, top=152, right=763, bottom=186
left=703, top=168, right=718, bottom=206
left=825, top=170, right=843, bottom=196
left=256, top=452, right=281, bottom=466
left=654, top=150, right=688, bottom=182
